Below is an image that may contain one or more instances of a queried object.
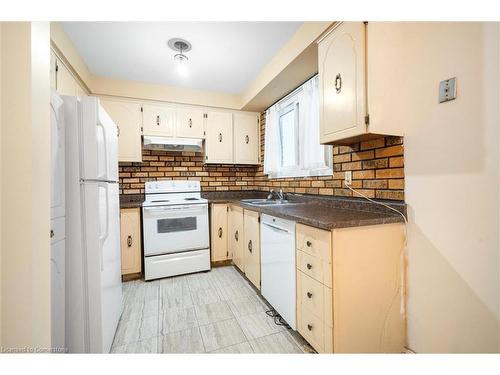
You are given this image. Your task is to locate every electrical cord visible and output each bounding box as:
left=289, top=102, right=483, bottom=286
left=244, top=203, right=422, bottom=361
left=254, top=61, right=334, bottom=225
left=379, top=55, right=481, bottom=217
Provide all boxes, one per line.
left=265, top=308, right=292, bottom=329
left=345, top=183, right=408, bottom=316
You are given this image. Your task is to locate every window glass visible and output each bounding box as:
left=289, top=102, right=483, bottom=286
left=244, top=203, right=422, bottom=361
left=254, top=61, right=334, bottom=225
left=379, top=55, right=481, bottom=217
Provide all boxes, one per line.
left=279, top=106, right=297, bottom=168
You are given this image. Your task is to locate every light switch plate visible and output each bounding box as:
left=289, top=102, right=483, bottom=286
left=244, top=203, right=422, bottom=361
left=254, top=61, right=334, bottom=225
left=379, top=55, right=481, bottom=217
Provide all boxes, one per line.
left=439, top=77, right=457, bottom=103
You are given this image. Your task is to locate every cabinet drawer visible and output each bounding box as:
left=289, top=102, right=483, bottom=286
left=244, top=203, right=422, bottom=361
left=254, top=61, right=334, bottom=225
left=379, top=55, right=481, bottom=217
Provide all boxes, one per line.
left=298, top=303, right=326, bottom=353
left=297, top=270, right=333, bottom=326
left=296, top=224, right=331, bottom=262
left=297, top=250, right=332, bottom=287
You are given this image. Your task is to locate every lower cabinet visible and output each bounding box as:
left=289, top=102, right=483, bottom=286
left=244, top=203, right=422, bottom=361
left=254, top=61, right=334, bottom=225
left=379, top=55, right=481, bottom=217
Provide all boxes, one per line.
left=210, top=204, right=229, bottom=262
left=228, top=205, right=244, bottom=272
left=243, top=209, right=261, bottom=290
left=120, top=208, right=142, bottom=276
left=296, top=222, right=405, bottom=353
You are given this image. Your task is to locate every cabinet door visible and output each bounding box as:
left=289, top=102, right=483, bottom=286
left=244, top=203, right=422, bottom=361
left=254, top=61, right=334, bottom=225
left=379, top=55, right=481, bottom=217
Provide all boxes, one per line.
left=244, top=209, right=260, bottom=290
left=176, top=107, right=205, bottom=138
left=228, top=205, right=244, bottom=272
left=233, top=113, right=259, bottom=164
left=56, top=58, right=79, bottom=96
left=319, top=22, right=366, bottom=144
left=50, top=50, right=57, bottom=91
left=211, top=204, right=228, bottom=261
left=205, top=111, right=233, bottom=164
left=101, top=98, right=143, bottom=162
left=142, top=103, right=175, bottom=137
left=120, top=208, right=142, bottom=275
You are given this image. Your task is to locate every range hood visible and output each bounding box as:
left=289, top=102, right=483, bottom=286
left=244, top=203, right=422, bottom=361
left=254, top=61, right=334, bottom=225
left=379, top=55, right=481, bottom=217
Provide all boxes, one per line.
left=143, top=136, right=203, bottom=152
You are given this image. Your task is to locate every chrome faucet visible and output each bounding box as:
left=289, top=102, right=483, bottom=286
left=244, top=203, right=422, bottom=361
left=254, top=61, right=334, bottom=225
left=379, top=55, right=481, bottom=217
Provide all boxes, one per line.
left=267, top=189, right=285, bottom=202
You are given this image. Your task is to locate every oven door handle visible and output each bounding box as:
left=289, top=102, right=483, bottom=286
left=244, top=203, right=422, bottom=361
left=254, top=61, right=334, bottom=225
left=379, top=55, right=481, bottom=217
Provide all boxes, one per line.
left=143, top=204, right=208, bottom=212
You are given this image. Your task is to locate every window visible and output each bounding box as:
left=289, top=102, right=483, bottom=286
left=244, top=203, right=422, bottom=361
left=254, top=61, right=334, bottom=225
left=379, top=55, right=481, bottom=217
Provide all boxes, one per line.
left=264, top=75, right=332, bottom=179
left=279, top=103, right=298, bottom=168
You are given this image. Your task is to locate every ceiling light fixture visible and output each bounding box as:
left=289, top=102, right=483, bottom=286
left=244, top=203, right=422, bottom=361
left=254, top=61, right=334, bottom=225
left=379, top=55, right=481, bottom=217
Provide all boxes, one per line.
left=167, top=38, right=192, bottom=77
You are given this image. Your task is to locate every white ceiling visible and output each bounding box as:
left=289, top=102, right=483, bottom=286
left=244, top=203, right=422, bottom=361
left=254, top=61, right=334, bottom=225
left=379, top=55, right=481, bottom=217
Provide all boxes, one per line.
left=61, top=22, right=302, bottom=94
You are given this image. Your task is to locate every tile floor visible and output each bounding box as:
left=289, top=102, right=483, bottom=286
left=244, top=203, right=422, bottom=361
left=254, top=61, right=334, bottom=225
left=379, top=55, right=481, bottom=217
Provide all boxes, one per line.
left=111, top=266, right=314, bottom=354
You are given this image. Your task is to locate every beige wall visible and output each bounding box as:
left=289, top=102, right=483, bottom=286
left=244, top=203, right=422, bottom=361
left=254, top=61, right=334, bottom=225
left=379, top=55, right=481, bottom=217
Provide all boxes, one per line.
left=0, top=22, right=3, bottom=344
left=377, top=22, right=500, bottom=352
left=0, top=22, right=51, bottom=349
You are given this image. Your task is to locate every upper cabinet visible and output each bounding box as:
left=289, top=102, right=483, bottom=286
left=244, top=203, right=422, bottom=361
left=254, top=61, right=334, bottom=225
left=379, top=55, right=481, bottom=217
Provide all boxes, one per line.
left=52, top=50, right=86, bottom=97
left=100, top=98, right=143, bottom=162
left=318, top=22, right=403, bottom=145
left=233, top=113, right=260, bottom=164
left=142, top=103, right=175, bottom=137
left=205, top=111, right=234, bottom=164
left=176, top=107, right=205, bottom=138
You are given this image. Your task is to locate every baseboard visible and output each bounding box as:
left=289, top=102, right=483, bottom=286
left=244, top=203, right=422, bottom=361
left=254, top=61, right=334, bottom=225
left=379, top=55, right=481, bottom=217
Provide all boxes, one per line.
left=211, top=260, right=233, bottom=267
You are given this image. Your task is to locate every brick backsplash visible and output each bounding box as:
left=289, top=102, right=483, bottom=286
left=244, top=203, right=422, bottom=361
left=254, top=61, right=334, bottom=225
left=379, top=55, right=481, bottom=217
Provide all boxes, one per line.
left=119, top=113, right=405, bottom=201
left=119, top=150, right=258, bottom=194
left=253, top=113, right=405, bottom=201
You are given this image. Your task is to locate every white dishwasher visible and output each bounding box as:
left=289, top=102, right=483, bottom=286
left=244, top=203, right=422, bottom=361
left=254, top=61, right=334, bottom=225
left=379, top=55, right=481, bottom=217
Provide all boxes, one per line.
left=260, top=214, right=296, bottom=330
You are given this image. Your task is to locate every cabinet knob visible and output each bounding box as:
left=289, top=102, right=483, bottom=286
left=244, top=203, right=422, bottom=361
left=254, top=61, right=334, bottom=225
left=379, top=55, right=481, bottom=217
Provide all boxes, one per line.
left=307, top=324, right=313, bottom=331
left=306, top=240, right=312, bottom=247
left=188, top=118, right=192, bottom=128
left=335, top=73, right=342, bottom=94
left=245, top=135, right=249, bottom=144
left=307, top=292, right=313, bottom=299
left=248, top=240, right=252, bottom=253
left=218, top=227, right=223, bottom=238
left=218, top=133, right=223, bottom=142
left=235, top=230, right=239, bottom=241
left=127, top=235, right=133, bottom=247
left=156, top=115, right=160, bottom=126
left=117, top=125, right=120, bottom=137
left=306, top=263, right=312, bottom=270
left=50, top=229, right=55, bottom=238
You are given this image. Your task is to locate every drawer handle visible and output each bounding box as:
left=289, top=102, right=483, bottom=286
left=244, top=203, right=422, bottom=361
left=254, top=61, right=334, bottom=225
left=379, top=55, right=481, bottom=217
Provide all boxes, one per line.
left=306, top=263, right=312, bottom=270
left=188, top=118, right=192, bottom=128
left=50, top=229, right=55, bottom=238
left=245, top=135, right=249, bottom=144
left=248, top=240, right=252, bottom=253
left=127, top=235, right=133, bottom=247
left=235, top=230, right=239, bottom=241
left=306, top=240, right=312, bottom=247
left=307, top=292, right=313, bottom=299
left=218, top=133, right=223, bottom=142
left=156, top=115, right=160, bottom=126
left=307, top=324, right=313, bottom=331
left=218, top=227, right=223, bottom=238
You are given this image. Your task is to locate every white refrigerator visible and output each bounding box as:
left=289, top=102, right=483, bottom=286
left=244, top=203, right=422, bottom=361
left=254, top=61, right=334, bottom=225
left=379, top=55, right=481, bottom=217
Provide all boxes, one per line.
left=64, top=96, right=123, bottom=353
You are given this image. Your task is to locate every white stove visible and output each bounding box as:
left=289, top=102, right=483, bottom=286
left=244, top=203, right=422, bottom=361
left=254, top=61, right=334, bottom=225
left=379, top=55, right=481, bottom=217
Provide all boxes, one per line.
left=142, top=180, right=210, bottom=280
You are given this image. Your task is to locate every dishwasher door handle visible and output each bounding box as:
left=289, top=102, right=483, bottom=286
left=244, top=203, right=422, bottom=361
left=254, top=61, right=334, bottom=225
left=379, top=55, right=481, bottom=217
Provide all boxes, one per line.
left=262, top=221, right=291, bottom=234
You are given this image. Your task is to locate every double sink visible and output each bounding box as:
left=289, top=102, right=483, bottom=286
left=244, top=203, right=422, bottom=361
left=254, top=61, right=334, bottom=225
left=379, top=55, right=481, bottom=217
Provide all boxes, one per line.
left=240, top=198, right=297, bottom=206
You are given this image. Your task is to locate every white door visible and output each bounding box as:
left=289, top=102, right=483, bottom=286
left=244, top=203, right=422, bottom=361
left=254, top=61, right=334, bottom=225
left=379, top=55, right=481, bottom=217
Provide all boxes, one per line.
left=233, top=113, right=259, bottom=164
left=51, top=238, right=65, bottom=348
left=51, top=92, right=65, bottom=218
left=83, top=181, right=122, bottom=353
left=205, top=111, right=233, bottom=163
left=319, top=22, right=366, bottom=143
left=80, top=97, right=119, bottom=182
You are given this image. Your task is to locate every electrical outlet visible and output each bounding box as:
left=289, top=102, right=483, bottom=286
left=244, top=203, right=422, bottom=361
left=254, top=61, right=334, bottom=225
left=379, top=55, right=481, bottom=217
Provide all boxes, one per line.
left=344, top=171, right=352, bottom=186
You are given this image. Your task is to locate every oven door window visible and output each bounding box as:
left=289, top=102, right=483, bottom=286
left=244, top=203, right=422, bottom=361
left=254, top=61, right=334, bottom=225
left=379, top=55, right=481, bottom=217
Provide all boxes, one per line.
left=157, top=216, right=197, bottom=233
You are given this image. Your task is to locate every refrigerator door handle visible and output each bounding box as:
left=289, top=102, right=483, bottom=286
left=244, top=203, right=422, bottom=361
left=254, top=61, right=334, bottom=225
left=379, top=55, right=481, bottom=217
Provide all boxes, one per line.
left=96, top=120, right=109, bottom=181
left=98, top=182, right=110, bottom=271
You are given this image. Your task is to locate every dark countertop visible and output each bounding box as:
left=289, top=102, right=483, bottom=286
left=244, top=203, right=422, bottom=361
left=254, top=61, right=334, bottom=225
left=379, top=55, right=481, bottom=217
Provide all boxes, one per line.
left=202, top=191, right=406, bottom=230
left=120, top=190, right=406, bottom=230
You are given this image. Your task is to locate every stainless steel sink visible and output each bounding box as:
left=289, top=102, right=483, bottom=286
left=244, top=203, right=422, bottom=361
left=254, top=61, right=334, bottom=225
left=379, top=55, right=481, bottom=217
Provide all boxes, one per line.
left=240, top=199, right=295, bottom=206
